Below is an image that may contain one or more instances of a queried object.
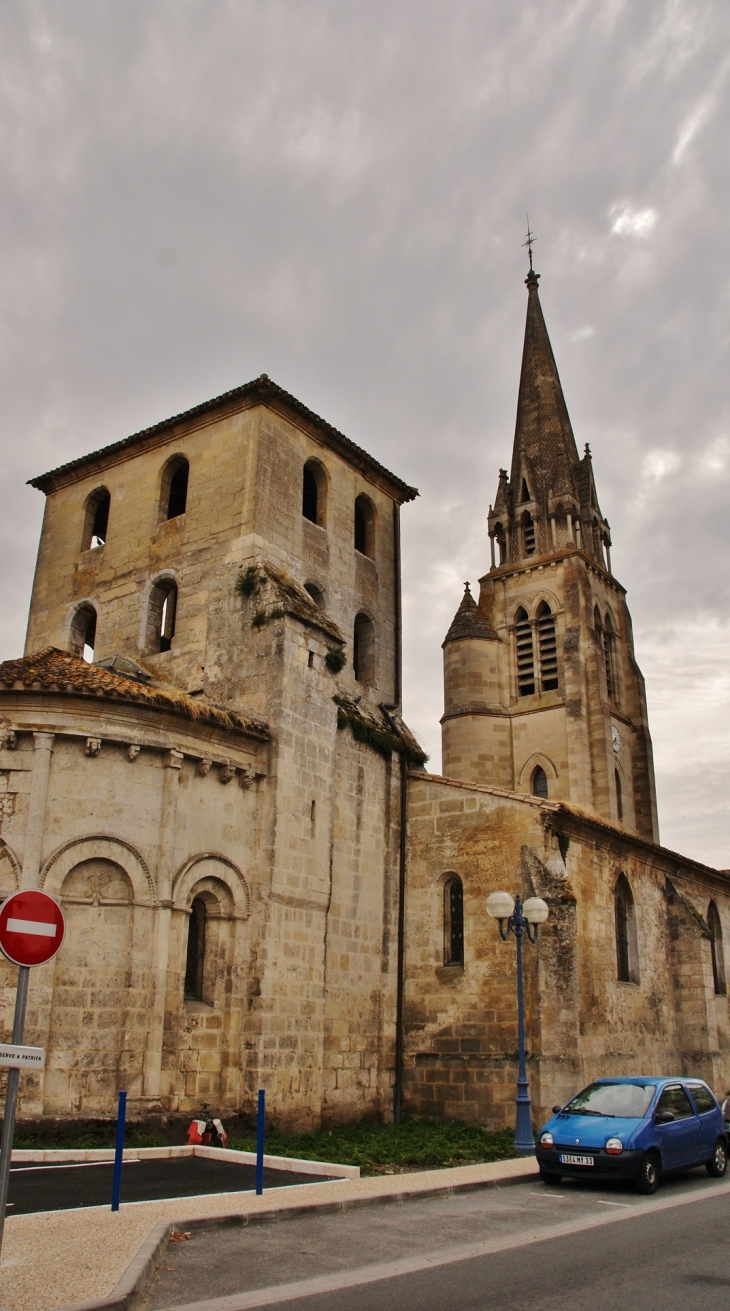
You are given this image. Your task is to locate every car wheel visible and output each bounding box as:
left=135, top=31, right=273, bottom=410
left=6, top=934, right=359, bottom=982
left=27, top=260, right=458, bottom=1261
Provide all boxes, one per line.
left=706, top=1139, right=727, bottom=1177
left=634, top=1152, right=659, bottom=1194
left=539, top=1168, right=562, bottom=1185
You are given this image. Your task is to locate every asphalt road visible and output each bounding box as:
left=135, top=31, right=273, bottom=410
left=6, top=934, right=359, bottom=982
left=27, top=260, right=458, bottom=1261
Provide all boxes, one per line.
left=6, top=1157, right=333, bottom=1213
left=141, top=1169, right=730, bottom=1311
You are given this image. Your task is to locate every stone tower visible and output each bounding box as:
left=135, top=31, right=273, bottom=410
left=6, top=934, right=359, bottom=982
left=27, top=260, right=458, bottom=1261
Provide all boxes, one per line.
left=441, top=268, right=659, bottom=841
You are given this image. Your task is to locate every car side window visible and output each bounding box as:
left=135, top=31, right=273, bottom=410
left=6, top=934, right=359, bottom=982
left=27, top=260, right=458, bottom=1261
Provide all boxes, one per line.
left=688, top=1084, right=716, bottom=1115
left=655, top=1086, right=694, bottom=1120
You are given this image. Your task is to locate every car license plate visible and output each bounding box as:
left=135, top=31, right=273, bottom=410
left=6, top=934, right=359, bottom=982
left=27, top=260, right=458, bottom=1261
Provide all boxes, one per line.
left=558, top=1153, right=594, bottom=1166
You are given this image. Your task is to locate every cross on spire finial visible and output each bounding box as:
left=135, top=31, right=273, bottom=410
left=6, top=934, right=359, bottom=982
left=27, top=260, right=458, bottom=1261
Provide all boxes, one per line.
left=523, top=217, right=536, bottom=270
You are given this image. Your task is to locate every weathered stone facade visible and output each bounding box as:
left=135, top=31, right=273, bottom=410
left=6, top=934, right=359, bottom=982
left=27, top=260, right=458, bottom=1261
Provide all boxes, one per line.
left=1, top=275, right=728, bottom=1132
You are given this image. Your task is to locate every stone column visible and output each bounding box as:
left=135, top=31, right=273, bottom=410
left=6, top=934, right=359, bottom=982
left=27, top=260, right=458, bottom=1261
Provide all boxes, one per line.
left=20, top=733, right=55, bottom=888
left=144, top=748, right=183, bottom=1100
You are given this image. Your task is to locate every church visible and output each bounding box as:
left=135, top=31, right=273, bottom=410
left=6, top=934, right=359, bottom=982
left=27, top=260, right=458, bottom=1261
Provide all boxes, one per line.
left=0, top=263, right=727, bottom=1131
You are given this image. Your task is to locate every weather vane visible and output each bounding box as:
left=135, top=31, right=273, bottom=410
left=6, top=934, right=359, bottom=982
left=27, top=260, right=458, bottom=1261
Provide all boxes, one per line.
left=523, top=217, right=536, bottom=270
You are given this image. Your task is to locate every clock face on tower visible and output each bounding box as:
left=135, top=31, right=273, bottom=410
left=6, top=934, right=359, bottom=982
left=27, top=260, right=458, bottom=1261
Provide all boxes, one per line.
left=612, top=725, right=621, bottom=754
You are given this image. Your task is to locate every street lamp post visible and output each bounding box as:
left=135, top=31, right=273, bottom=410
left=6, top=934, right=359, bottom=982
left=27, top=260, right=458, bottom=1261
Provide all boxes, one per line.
left=486, top=890, right=549, bottom=1154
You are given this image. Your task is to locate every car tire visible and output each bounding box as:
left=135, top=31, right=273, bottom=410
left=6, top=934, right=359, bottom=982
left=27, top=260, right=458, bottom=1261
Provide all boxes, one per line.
left=634, top=1152, right=660, bottom=1194
left=706, top=1139, right=727, bottom=1178
left=539, top=1168, right=562, bottom=1185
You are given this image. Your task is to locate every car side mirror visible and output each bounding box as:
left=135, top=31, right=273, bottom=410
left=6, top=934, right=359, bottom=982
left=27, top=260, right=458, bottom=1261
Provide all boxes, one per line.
left=552, top=1105, right=563, bottom=1114
left=654, top=1110, right=675, bottom=1125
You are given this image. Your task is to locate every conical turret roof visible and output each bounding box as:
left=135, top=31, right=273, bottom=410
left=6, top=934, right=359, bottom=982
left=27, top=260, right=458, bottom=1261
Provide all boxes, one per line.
left=443, top=584, right=497, bottom=646
left=510, top=270, right=582, bottom=511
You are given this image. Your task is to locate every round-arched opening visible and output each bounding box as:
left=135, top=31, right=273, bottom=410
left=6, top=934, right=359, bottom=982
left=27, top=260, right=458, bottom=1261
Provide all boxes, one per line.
left=614, top=873, right=639, bottom=984
left=443, top=875, right=464, bottom=966
left=70, top=604, right=98, bottom=663
left=184, top=896, right=207, bottom=1000
left=353, top=612, right=375, bottom=684
left=531, top=765, right=548, bottom=799
left=81, top=488, right=110, bottom=551
left=302, top=460, right=327, bottom=527
left=304, top=582, right=325, bottom=608
left=148, top=578, right=178, bottom=653
left=354, top=494, right=376, bottom=558
left=159, top=457, right=189, bottom=521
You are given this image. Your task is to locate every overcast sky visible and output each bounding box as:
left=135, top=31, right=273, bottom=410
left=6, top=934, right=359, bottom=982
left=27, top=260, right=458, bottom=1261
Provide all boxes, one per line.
left=1, top=1, right=729, bottom=865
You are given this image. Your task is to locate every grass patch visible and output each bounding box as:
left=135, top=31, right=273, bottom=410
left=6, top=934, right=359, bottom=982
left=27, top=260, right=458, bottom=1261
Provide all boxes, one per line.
left=229, top=1119, right=517, bottom=1176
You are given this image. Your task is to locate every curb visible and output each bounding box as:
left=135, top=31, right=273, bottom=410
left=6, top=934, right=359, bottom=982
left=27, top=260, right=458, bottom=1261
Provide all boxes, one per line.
left=55, top=1162, right=537, bottom=1311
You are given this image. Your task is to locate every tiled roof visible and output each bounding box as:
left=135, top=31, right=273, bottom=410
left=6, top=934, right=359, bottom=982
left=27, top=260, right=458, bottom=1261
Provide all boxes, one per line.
left=443, top=586, right=498, bottom=645
left=0, top=649, right=269, bottom=740
left=28, top=375, right=419, bottom=504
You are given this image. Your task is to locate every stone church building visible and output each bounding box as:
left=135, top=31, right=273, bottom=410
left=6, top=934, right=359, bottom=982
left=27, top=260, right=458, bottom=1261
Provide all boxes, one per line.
left=1, top=266, right=728, bottom=1130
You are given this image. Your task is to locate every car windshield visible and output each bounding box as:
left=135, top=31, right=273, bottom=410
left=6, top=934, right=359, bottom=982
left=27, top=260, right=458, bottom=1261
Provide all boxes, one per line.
left=562, top=1082, right=655, bottom=1119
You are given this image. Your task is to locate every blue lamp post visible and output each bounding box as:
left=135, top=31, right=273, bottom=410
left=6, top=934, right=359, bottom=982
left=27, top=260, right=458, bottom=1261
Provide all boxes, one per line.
left=486, top=890, right=549, bottom=1154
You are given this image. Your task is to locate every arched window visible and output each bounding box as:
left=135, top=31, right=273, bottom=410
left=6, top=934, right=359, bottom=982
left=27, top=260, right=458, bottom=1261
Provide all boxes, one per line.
left=536, top=601, right=558, bottom=691
left=603, top=612, right=616, bottom=701
left=531, top=765, right=548, bottom=799
left=615, top=874, right=639, bottom=984
left=354, top=494, right=375, bottom=557
left=184, top=896, right=207, bottom=1000
left=148, top=579, right=178, bottom=653
left=302, top=460, right=327, bottom=527
left=615, top=769, right=623, bottom=822
left=522, top=511, right=536, bottom=556
left=81, top=488, right=110, bottom=550
left=353, top=612, right=375, bottom=684
left=70, top=605, right=98, bottom=662
left=594, top=605, right=602, bottom=636
left=444, top=876, right=464, bottom=966
left=160, top=457, right=189, bottom=520
left=493, top=523, right=506, bottom=566
left=515, top=607, right=535, bottom=696
left=520, top=479, right=531, bottom=503
left=708, top=902, right=726, bottom=996
left=304, top=582, right=325, bottom=608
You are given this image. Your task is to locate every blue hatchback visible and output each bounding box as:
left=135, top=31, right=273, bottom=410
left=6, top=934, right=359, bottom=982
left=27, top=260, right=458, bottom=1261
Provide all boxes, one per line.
left=536, top=1077, right=728, bottom=1194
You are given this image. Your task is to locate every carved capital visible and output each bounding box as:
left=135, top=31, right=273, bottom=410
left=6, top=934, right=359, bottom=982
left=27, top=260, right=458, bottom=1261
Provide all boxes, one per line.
left=165, top=749, right=184, bottom=770
left=0, top=729, right=17, bottom=750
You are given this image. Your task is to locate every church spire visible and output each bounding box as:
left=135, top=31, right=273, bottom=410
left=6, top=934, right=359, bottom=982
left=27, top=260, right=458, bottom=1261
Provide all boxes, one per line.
left=487, top=253, right=611, bottom=571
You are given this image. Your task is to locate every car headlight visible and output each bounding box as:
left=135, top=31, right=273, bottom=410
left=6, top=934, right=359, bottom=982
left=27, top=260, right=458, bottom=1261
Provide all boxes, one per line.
left=605, top=1137, right=623, bottom=1155
left=539, top=1131, right=554, bottom=1147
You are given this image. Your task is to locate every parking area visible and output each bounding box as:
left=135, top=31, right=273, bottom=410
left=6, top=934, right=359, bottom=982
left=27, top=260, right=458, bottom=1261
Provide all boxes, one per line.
left=7, top=1156, right=334, bottom=1214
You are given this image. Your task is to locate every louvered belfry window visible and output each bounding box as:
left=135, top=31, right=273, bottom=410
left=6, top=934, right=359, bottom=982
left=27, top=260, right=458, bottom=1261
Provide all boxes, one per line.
left=522, top=512, right=536, bottom=556
left=515, top=608, right=535, bottom=696
left=537, top=602, right=558, bottom=691
left=603, top=613, right=615, bottom=700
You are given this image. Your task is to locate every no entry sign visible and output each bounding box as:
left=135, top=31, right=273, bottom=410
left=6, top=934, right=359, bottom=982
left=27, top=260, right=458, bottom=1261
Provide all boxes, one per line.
left=0, top=890, right=65, bottom=968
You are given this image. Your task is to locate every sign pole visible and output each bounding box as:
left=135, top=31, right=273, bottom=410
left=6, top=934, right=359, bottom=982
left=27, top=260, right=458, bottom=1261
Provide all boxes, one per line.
left=255, top=1089, right=265, bottom=1196
left=0, top=965, right=30, bottom=1256
left=111, top=1090, right=127, bottom=1212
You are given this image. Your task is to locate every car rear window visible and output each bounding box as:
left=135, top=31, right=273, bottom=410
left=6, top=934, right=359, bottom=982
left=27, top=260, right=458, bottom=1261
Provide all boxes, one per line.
left=563, top=1082, right=655, bottom=1118
left=655, top=1085, right=694, bottom=1119
left=688, top=1084, right=716, bottom=1114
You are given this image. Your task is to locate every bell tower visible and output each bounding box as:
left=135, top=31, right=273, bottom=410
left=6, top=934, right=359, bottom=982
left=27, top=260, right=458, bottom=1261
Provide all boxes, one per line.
left=441, top=264, right=659, bottom=841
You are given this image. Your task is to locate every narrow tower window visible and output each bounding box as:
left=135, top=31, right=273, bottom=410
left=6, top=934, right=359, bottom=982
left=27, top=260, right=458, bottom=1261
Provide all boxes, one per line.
left=354, top=494, right=375, bottom=557
left=531, top=766, right=548, bottom=799
left=444, top=876, right=464, bottom=966
left=302, top=460, right=327, bottom=527
left=149, top=579, right=178, bottom=653
left=603, top=612, right=616, bottom=701
left=536, top=601, right=558, bottom=691
left=515, top=607, right=535, bottom=696
left=522, top=511, right=536, bottom=556
left=82, top=488, right=110, bottom=551
left=70, top=605, right=98, bottom=662
left=167, top=460, right=189, bottom=519
left=708, top=902, right=726, bottom=996
left=353, top=613, right=375, bottom=684
left=493, top=523, right=506, bottom=565
left=184, top=896, right=207, bottom=1000
left=615, top=769, right=623, bottom=822
left=520, top=479, right=531, bottom=503
left=614, top=874, right=639, bottom=984
left=304, top=582, right=325, bottom=608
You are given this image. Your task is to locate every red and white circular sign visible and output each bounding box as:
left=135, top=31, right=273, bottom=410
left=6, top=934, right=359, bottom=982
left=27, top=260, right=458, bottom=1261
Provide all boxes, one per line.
left=0, top=890, right=65, bottom=967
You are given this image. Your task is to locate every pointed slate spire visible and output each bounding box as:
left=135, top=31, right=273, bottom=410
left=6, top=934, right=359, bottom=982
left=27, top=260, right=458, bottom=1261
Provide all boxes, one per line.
left=443, top=583, right=497, bottom=646
left=509, top=269, right=582, bottom=514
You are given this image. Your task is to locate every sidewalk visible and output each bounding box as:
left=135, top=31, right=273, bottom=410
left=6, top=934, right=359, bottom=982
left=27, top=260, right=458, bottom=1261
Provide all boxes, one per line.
left=0, top=1155, right=537, bottom=1311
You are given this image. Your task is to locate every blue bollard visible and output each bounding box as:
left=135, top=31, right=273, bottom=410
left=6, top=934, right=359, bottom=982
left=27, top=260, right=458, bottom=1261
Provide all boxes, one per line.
left=111, top=1089, right=127, bottom=1211
left=255, top=1089, right=265, bottom=1195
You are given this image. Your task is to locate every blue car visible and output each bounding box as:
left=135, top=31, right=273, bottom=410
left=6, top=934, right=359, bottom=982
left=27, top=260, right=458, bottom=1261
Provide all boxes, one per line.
left=536, top=1077, right=727, bottom=1194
